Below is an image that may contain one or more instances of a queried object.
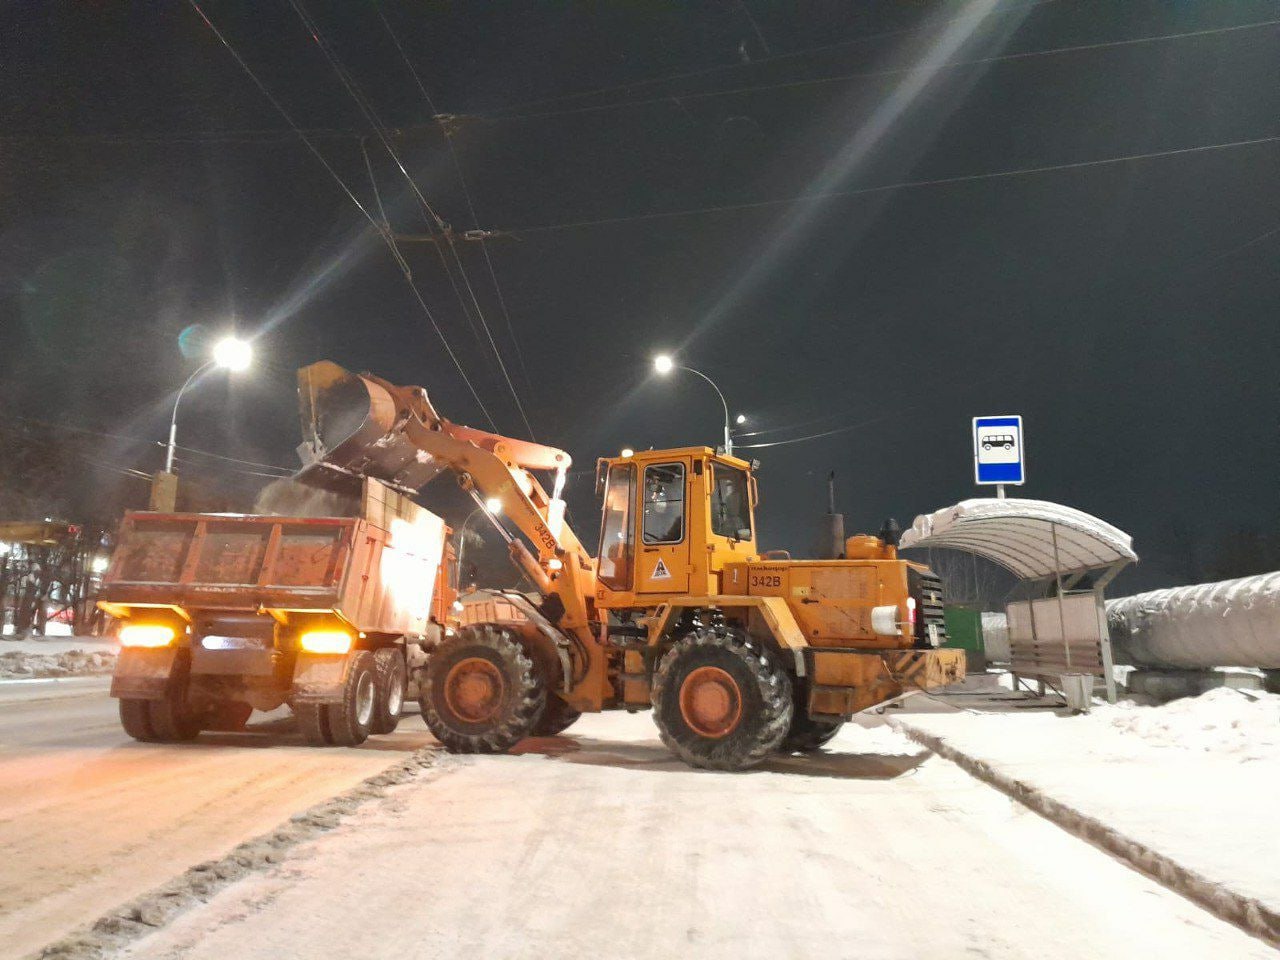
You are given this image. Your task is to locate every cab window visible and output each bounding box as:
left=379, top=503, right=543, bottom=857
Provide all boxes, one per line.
left=710, top=463, right=752, bottom=540
left=642, top=463, right=685, bottom=544
left=597, top=464, right=635, bottom=590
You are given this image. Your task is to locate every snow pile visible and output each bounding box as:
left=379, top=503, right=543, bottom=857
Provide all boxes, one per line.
left=0, top=648, right=117, bottom=679
left=1090, top=688, right=1280, bottom=761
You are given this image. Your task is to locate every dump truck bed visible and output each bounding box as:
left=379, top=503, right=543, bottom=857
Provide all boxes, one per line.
left=100, top=481, right=450, bottom=637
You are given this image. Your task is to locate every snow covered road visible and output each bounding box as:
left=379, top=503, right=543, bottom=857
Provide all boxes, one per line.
left=0, top=679, right=436, bottom=958
left=114, top=712, right=1271, bottom=960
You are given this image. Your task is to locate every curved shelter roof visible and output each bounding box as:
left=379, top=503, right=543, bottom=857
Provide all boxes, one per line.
left=900, top=498, right=1136, bottom=580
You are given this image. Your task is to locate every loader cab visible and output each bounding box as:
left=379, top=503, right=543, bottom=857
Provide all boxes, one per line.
left=595, top=447, right=758, bottom=609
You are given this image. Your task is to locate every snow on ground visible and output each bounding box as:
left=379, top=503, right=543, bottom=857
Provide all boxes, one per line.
left=895, top=688, right=1280, bottom=933
left=114, top=712, right=1272, bottom=960
left=1089, top=687, right=1280, bottom=760
left=0, top=636, right=117, bottom=679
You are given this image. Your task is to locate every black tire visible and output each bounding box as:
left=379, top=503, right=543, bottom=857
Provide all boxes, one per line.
left=781, top=713, right=844, bottom=753
left=421, top=625, right=545, bottom=753
left=651, top=627, right=793, bottom=771
left=371, top=648, right=407, bottom=735
left=532, top=694, right=580, bottom=737
left=146, top=688, right=202, bottom=742
left=295, top=702, right=333, bottom=746
left=119, top=699, right=154, bottom=741
left=326, top=651, right=377, bottom=747
left=204, top=701, right=254, bottom=732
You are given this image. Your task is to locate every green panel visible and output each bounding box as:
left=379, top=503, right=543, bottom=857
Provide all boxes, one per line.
left=942, top=606, right=984, bottom=653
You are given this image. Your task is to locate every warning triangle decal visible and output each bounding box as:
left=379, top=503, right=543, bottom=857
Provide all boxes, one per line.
left=651, top=558, right=672, bottom=580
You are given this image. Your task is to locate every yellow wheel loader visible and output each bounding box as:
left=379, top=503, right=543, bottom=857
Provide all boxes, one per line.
left=296, top=361, right=963, bottom=770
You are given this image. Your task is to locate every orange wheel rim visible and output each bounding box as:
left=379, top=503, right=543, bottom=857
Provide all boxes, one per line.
left=679, top=666, right=742, bottom=738
left=444, top=657, right=505, bottom=724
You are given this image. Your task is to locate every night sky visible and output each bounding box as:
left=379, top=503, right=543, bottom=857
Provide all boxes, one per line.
left=2, top=1, right=1277, bottom=592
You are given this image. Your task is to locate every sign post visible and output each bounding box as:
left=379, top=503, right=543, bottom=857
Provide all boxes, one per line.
left=973, top=415, right=1025, bottom=498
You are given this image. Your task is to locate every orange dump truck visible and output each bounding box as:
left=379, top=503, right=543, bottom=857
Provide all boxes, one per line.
left=98, top=478, right=455, bottom=746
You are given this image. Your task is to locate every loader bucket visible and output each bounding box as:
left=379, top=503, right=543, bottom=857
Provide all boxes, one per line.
left=295, top=360, right=449, bottom=493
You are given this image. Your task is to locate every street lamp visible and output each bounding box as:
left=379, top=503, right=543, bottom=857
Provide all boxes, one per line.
left=164, top=336, right=252, bottom=474
left=652, top=354, right=736, bottom=456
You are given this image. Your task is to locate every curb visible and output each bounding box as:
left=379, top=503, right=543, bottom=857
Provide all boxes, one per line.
left=888, top=717, right=1280, bottom=950
left=32, top=745, right=446, bottom=960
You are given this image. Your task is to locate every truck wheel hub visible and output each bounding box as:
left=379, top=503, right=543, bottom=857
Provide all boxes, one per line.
left=445, top=658, right=505, bottom=723
left=679, top=666, right=742, bottom=738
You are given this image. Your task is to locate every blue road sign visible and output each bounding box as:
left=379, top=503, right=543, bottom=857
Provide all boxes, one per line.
left=973, top=415, right=1025, bottom=485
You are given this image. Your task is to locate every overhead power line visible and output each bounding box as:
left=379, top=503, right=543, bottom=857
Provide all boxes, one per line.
left=480, top=18, right=1280, bottom=124
left=286, top=0, right=535, bottom=439
left=513, top=134, right=1280, bottom=233
left=185, top=0, right=499, bottom=431
left=375, top=0, right=537, bottom=400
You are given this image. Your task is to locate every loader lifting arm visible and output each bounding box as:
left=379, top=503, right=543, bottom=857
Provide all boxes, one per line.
left=294, top=362, right=599, bottom=645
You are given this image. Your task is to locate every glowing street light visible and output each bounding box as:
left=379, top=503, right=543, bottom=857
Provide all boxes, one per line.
left=484, top=497, right=503, bottom=516
left=735, top=414, right=747, bottom=425
left=164, top=335, right=253, bottom=475
left=652, top=354, right=737, bottom=456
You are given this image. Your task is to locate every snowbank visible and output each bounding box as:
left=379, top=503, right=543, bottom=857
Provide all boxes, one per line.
left=1090, top=688, right=1280, bottom=760
left=892, top=690, right=1280, bottom=946
left=0, top=640, right=117, bottom=679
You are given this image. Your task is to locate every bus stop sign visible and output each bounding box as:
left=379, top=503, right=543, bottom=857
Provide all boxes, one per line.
left=973, top=415, right=1025, bottom=486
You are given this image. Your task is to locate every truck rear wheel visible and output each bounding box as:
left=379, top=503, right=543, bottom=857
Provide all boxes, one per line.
left=326, top=651, right=377, bottom=747
left=371, top=648, right=406, bottom=735
left=146, top=687, right=203, bottom=742
left=652, top=627, right=792, bottom=771
left=421, top=625, right=545, bottom=753
left=119, top=699, right=154, bottom=741
left=532, top=694, right=580, bottom=737
left=295, top=702, right=333, bottom=746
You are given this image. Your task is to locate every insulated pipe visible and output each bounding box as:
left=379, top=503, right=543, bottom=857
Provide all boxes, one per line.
left=1106, top=572, right=1280, bottom=669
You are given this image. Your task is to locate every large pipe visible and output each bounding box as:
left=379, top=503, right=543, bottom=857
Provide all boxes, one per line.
left=1106, top=571, right=1280, bottom=669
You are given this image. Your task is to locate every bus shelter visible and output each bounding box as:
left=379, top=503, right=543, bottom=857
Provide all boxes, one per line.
left=900, top=498, right=1137, bottom=703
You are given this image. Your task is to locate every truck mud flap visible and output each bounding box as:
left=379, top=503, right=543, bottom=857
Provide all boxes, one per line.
left=110, top=647, right=180, bottom=701
left=290, top=652, right=351, bottom=703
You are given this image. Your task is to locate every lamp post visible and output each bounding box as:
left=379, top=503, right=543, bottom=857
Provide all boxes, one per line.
left=653, top=354, right=740, bottom=457
left=152, top=336, right=252, bottom=511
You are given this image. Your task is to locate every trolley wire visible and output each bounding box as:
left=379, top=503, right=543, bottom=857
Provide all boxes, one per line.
left=287, top=0, right=535, bottom=439
left=512, top=134, right=1280, bottom=233
left=481, top=18, right=1280, bottom=124
left=185, top=0, right=498, bottom=431
left=375, top=0, right=537, bottom=399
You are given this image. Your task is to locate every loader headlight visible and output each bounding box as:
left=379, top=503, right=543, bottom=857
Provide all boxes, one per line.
left=870, top=605, right=902, bottom=637
left=119, top=624, right=177, bottom=648
left=299, top=630, right=354, bottom=655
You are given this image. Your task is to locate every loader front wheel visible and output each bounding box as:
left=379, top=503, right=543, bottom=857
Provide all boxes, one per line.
left=652, top=627, right=792, bottom=771
left=781, top=713, right=844, bottom=753
left=421, top=625, right=545, bottom=753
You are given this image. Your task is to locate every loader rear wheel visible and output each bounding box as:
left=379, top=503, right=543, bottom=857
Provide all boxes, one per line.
left=325, top=651, right=377, bottom=747
left=652, top=627, right=792, bottom=771
left=421, top=625, right=545, bottom=753
left=295, top=702, right=333, bottom=746
left=371, top=648, right=406, bottom=735
left=532, top=694, right=580, bottom=737
left=119, top=699, right=154, bottom=741
left=781, top=713, right=844, bottom=753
